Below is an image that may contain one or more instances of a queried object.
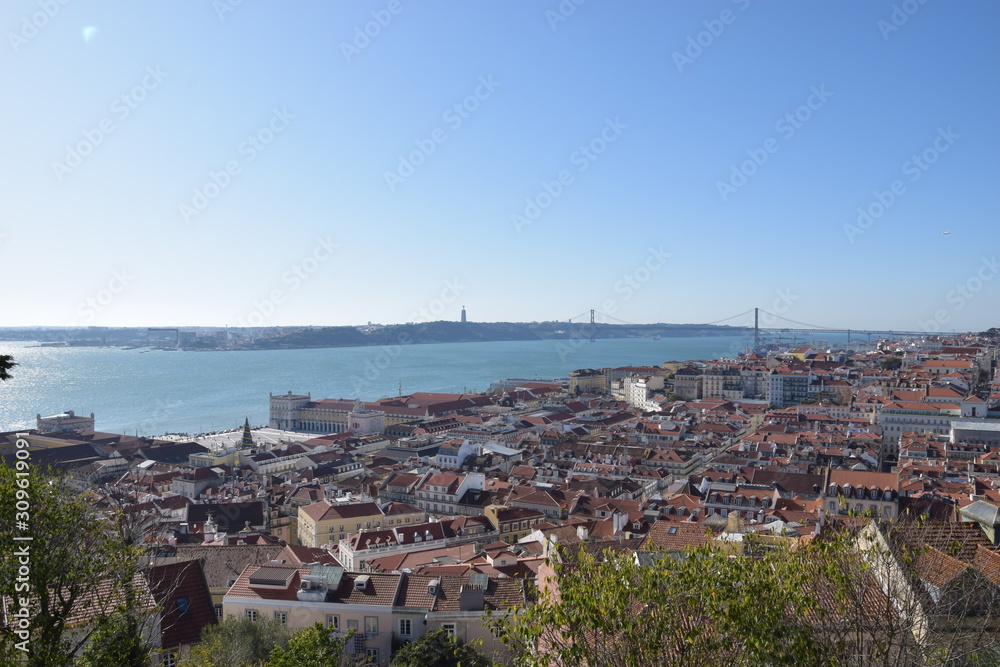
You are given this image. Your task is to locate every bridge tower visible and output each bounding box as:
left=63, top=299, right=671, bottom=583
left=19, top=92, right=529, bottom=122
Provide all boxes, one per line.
left=754, top=307, right=760, bottom=352
left=589, top=309, right=596, bottom=343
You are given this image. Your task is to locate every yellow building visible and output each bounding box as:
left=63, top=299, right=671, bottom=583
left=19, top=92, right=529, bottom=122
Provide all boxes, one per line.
left=484, top=505, right=546, bottom=543
left=4, top=432, right=90, bottom=453
left=569, top=369, right=607, bottom=395
left=189, top=448, right=239, bottom=468
left=298, top=500, right=426, bottom=548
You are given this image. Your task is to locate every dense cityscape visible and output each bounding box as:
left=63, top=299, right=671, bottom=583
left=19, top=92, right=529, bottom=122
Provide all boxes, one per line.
left=4, top=331, right=1000, bottom=663
left=5, top=1, right=999, bottom=664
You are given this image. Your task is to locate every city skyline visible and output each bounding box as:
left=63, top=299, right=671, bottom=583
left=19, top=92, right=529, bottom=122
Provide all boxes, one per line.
left=3, top=1, right=998, bottom=331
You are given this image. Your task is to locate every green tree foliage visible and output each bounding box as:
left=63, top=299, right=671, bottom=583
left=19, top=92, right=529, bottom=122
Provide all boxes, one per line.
left=0, top=354, right=14, bottom=381
left=492, top=523, right=1000, bottom=667
left=269, top=622, right=355, bottom=667
left=390, top=627, right=490, bottom=667
left=491, top=539, right=833, bottom=667
left=0, top=464, right=146, bottom=667
left=77, top=609, right=151, bottom=667
left=182, top=616, right=291, bottom=666
left=879, top=355, right=903, bottom=370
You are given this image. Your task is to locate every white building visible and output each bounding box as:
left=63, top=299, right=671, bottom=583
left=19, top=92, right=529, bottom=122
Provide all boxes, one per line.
left=36, top=410, right=95, bottom=435
left=623, top=375, right=664, bottom=409
left=347, top=399, right=386, bottom=436
left=269, top=392, right=312, bottom=430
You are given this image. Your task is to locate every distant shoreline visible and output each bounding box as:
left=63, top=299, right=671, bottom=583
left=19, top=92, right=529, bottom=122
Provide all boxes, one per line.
left=2, top=321, right=765, bottom=353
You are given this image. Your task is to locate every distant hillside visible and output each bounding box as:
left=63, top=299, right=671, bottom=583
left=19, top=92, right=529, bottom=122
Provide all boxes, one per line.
left=249, top=321, right=749, bottom=349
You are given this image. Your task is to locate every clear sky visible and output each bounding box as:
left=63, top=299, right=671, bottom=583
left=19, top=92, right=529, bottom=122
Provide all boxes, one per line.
left=2, top=1, right=998, bottom=333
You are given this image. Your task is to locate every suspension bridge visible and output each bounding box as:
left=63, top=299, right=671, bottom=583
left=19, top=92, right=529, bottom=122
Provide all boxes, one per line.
left=567, top=307, right=931, bottom=350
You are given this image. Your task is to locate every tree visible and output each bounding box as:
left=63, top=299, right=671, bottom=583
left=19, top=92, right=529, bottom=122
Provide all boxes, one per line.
left=181, top=615, right=290, bottom=666
left=667, top=393, right=683, bottom=402
left=77, top=608, right=152, bottom=667
left=491, top=522, right=1000, bottom=667
left=880, top=355, right=903, bottom=370
left=269, top=622, right=356, bottom=667
left=0, top=354, right=14, bottom=381
left=491, top=539, right=832, bottom=667
left=390, top=628, right=490, bottom=667
left=0, top=464, right=148, bottom=667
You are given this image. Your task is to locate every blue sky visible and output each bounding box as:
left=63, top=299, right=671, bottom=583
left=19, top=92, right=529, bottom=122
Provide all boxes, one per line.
left=2, top=1, right=998, bottom=333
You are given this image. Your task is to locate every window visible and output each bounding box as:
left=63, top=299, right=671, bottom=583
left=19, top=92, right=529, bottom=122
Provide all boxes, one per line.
left=365, top=616, right=379, bottom=635
left=365, top=648, right=379, bottom=663
left=326, top=614, right=340, bottom=630
left=274, top=611, right=287, bottom=625
left=347, top=619, right=359, bottom=632
left=442, top=623, right=456, bottom=638
left=399, top=618, right=412, bottom=636
left=162, top=653, right=178, bottom=667
left=175, top=596, right=189, bottom=615
left=214, top=604, right=223, bottom=619
left=245, top=609, right=258, bottom=621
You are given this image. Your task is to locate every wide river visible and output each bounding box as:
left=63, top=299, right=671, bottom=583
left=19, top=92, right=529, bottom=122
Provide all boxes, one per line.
left=0, top=333, right=842, bottom=435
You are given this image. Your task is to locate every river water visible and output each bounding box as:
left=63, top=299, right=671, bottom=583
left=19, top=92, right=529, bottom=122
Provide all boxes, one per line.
left=0, top=333, right=842, bottom=435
